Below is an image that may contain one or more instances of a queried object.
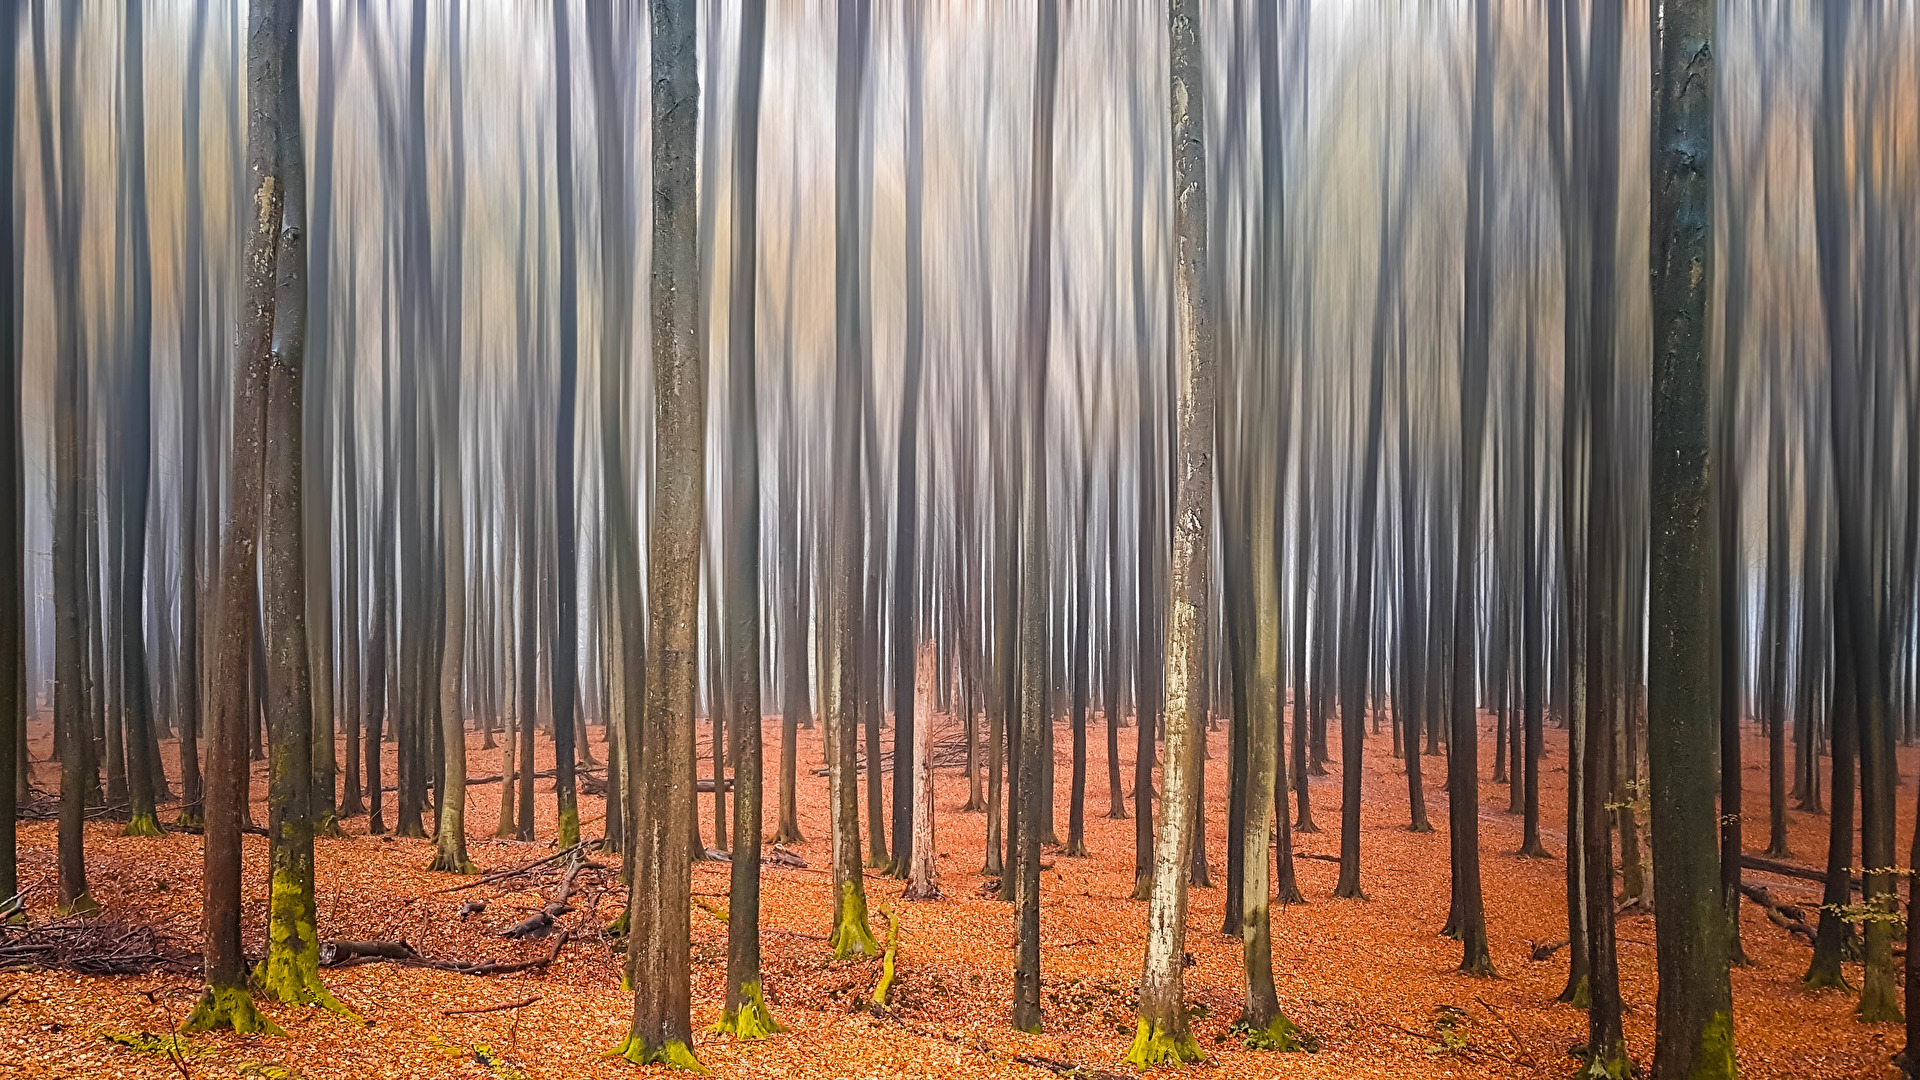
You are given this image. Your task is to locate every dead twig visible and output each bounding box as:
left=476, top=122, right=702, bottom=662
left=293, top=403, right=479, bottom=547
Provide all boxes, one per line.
left=442, top=996, right=540, bottom=1016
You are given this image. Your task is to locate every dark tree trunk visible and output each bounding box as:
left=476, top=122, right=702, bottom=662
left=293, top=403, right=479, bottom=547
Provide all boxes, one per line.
left=1647, top=0, right=1736, bottom=1071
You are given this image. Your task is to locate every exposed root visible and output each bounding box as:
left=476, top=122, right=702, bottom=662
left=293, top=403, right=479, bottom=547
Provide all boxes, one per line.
left=828, top=881, right=879, bottom=960
left=608, top=1033, right=704, bottom=1072
left=711, top=981, right=784, bottom=1039
left=181, top=984, right=283, bottom=1037
left=122, top=812, right=166, bottom=839
left=1123, top=1018, right=1204, bottom=1070
left=1231, top=1012, right=1317, bottom=1052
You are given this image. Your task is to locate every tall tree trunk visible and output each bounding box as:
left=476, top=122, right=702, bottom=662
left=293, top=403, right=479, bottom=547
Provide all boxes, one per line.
left=1443, top=0, right=1493, bottom=975
left=716, top=5, right=779, bottom=1028
left=1011, top=0, right=1057, bottom=1034
left=257, top=12, right=350, bottom=1015
left=824, top=0, right=878, bottom=962
left=183, top=0, right=289, bottom=1033
left=0, top=0, right=18, bottom=909
left=549, top=0, right=582, bottom=851
left=117, top=0, right=162, bottom=838
left=1647, top=0, right=1735, bottom=1072
left=430, top=0, right=475, bottom=876
left=1125, top=0, right=1213, bottom=1063
left=888, top=0, right=928, bottom=881
left=614, top=0, right=702, bottom=1066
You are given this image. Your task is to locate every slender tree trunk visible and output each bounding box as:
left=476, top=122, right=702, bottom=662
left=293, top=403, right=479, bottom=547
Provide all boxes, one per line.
left=1010, top=0, right=1057, bottom=1033
left=713, top=0, right=779, bottom=1037
left=1125, top=1, right=1213, bottom=1063
left=0, top=0, right=18, bottom=908
left=549, top=0, right=581, bottom=851
left=821, top=0, right=878, bottom=963
left=183, top=0, right=290, bottom=1032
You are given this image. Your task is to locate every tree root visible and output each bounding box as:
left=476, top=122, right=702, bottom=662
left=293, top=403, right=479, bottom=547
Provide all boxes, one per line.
left=608, top=1033, right=704, bottom=1072
left=181, top=983, right=283, bottom=1037
left=710, top=981, right=784, bottom=1039
left=1231, top=1012, right=1317, bottom=1052
left=1123, top=1018, right=1205, bottom=1070
left=828, top=881, right=878, bottom=960
left=123, top=812, right=166, bottom=838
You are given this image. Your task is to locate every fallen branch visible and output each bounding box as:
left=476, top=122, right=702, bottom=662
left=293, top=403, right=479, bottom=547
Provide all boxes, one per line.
left=331, top=931, right=571, bottom=977
left=442, top=996, right=539, bottom=1016
left=1740, top=854, right=1864, bottom=894
left=501, top=852, right=585, bottom=940
left=319, top=939, right=419, bottom=966
left=1739, top=882, right=1816, bottom=944
left=431, top=843, right=585, bottom=897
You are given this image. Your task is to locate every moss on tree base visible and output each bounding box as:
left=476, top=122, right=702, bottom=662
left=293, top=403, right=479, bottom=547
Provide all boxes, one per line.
left=1231, top=1012, right=1316, bottom=1052
left=557, top=808, right=580, bottom=850
left=123, top=812, right=166, bottom=838
left=181, top=985, right=283, bottom=1037
left=1123, top=1018, right=1204, bottom=1070
left=710, top=982, right=784, bottom=1039
left=174, top=809, right=204, bottom=829
left=828, top=881, right=879, bottom=960
left=1683, top=1011, right=1736, bottom=1080
left=259, top=875, right=358, bottom=1019
left=610, top=1034, right=704, bottom=1072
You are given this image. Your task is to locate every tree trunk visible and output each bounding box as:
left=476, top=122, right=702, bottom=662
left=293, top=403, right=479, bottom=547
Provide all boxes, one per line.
left=183, top=0, right=289, bottom=1034
left=1647, top=0, right=1735, bottom=1072
left=1125, top=0, right=1213, bottom=1063
left=549, top=0, right=582, bottom=851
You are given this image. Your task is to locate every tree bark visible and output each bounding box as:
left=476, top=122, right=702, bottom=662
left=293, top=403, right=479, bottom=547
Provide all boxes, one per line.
left=1125, top=0, right=1213, bottom=1063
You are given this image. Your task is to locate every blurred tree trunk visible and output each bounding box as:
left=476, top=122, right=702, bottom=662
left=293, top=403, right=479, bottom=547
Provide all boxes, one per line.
left=716, top=0, right=781, bottom=1036
left=888, top=0, right=927, bottom=881
left=0, top=0, right=18, bottom=908
left=549, top=0, right=581, bottom=850
left=116, top=0, right=162, bottom=838
left=174, top=0, right=211, bottom=825
left=307, top=0, right=342, bottom=837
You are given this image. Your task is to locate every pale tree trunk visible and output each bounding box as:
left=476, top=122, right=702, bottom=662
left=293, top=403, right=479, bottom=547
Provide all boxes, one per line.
left=1126, top=0, right=1214, bottom=1064
left=430, top=0, right=474, bottom=877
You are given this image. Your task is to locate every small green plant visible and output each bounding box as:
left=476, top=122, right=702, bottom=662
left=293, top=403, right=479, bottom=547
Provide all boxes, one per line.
left=1426, top=1005, right=1470, bottom=1055
left=236, top=1062, right=307, bottom=1080
left=99, top=1029, right=212, bottom=1058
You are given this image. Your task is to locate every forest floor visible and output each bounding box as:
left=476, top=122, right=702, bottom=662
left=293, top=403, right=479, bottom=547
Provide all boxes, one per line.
left=1, top=708, right=1909, bottom=1079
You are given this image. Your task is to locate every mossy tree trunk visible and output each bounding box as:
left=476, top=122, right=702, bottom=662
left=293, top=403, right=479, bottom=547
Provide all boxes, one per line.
left=258, top=12, right=350, bottom=1015
left=1125, top=0, right=1213, bottom=1065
